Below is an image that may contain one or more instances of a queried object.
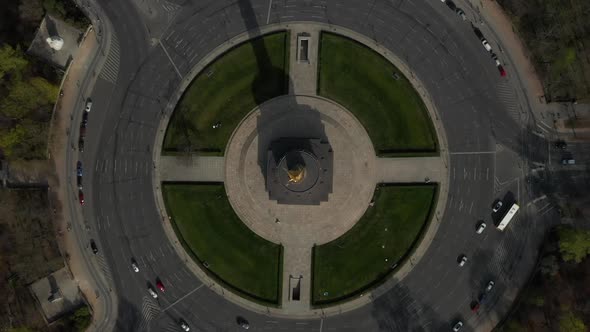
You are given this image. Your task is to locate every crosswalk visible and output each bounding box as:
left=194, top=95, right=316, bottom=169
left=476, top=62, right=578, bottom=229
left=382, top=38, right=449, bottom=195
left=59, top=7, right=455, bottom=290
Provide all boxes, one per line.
left=495, top=81, right=521, bottom=123
left=99, top=33, right=120, bottom=84
left=94, top=252, right=115, bottom=286
left=159, top=0, right=181, bottom=13
left=137, top=296, right=161, bottom=331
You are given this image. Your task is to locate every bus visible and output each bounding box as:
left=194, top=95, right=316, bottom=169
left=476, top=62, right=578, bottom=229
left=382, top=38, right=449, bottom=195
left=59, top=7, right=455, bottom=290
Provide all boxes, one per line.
left=497, top=203, right=520, bottom=231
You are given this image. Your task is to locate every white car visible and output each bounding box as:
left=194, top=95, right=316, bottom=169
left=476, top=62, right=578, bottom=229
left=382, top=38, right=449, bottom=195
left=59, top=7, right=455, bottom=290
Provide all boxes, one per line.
left=476, top=221, right=486, bottom=234
left=493, top=200, right=503, bottom=213
left=84, top=98, right=93, bottom=112
left=453, top=321, right=464, bottom=331
left=131, top=261, right=139, bottom=273
left=179, top=320, right=190, bottom=331
left=481, top=39, right=492, bottom=52
left=148, top=286, right=158, bottom=299
left=458, top=255, right=468, bottom=267
left=486, top=280, right=495, bottom=292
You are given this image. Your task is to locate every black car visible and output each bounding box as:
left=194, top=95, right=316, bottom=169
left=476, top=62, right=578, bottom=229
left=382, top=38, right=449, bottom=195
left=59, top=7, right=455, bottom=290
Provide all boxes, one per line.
left=78, top=139, right=85, bottom=152
left=90, top=240, right=98, bottom=254
left=77, top=175, right=83, bottom=189
left=82, top=111, right=89, bottom=126
left=554, top=140, right=567, bottom=150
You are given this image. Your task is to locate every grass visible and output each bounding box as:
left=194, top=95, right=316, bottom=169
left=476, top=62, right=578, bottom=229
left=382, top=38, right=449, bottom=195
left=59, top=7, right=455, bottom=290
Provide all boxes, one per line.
left=312, top=185, right=436, bottom=305
left=163, top=31, right=290, bottom=155
left=317, top=32, right=437, bottom=154
left=162, top=183, right=283, bottom=304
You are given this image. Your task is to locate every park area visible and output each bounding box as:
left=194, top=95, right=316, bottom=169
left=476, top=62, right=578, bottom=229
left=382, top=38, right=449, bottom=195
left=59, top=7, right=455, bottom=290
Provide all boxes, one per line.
left=163, top=31, right=290, bottom=155
left=317, top=32, right=437, bottom=155
left=312, top=185, right=436, bottom=305
left=162, top=183, right=283, bottom=304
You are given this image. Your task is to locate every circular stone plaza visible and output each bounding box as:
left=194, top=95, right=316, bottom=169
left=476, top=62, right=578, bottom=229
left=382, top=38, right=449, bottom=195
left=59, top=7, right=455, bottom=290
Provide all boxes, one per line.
left=155, top=24, right=448, bottom=316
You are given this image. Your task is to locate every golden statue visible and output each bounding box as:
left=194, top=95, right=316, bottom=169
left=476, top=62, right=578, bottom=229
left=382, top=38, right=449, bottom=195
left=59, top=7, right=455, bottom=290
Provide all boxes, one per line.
left=286, top=164, right=305, bottom=183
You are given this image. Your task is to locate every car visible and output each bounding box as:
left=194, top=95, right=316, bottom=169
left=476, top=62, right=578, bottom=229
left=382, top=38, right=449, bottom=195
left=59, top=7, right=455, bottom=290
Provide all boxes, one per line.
left=90, top=240, right=98, bottom=254
left=453, top=321, right=464, bottom=331
left=77, top=175, right=83, bottom=189
left=156, top=280, right=165, bottom=292
left=455, top=8, right=466, bottom=20
left=179, top=319, right=190, bottom=331
left=148, top=286, right=158, bottom=298
left=486, top=280, right=495, bottom=292
left=497, top=64, right=507, bottom=77
left=476, top=221, right=486, bottom=234
left=561, top=158, right=575, bottom=165
left=79, top=190, right=85, bottom=205
left=84, top=98, right=93, bottom=112
left=79, top=125, right=86, bottom=138
left=237, top=317, right=250, bottom=330
left=492, top=200, right=503, bottom=213
left=478, top=291, right=488, bottom=304
left=458, top=254, right=468, bottom=267
left=76, top=161, right=83, bottom=176
left=82, top=111, right=89, bottom=125
left=78, top=139, right=85, bottom=152
left=471, top=301, right=481, bottom=312
left=131, top=260, right=139, bottom=273
left=554, top=140, right=567, bottom=150
left=481, top=39, right=492, bottom=52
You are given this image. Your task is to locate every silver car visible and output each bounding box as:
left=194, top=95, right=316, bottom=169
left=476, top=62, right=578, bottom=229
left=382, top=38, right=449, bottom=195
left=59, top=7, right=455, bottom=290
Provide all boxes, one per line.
left=453, top=321, right=463, bottom=331
left=458, top=255, right=468, bottom=267
left=476, top=221, right=487, bottom=234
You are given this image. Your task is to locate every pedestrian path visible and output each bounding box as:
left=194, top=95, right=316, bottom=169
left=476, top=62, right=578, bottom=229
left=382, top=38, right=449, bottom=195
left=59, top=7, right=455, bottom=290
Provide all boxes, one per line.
left=375, top=156, right=443, bottom=183
left=159, top=155, right=224, bottom=182
left=288, top=25, right=321, bottom=95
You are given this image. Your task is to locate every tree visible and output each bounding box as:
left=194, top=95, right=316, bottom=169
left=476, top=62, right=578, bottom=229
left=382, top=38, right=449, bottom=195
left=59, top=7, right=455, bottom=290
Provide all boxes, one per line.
left=558, top=226, right=590, bottom=263
left=540, top=254, right=559, bottom=276
left=0, top=44, right=28, bottom=79
left=558, top=310, right=586, bottom=332
left=0, top=125, right=27, bottom=158
left=19, top=0, right=45, bottom=24
left=1, top=76, right=58, bottom=120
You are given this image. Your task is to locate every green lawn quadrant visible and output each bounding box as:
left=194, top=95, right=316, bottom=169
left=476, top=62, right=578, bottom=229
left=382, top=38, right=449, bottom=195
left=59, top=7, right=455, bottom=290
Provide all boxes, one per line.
left=163, top=31, right=290, bottom=154
left=162, top=183, right=283, bottom=304
left=312, top=185, right=437, bottom=305
left=317, top=32, right=437, bottom=154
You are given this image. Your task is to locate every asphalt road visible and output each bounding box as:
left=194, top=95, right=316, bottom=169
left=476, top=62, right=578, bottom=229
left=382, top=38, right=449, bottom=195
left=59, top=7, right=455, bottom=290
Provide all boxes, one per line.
left=74, top=0, right=555, bottom=331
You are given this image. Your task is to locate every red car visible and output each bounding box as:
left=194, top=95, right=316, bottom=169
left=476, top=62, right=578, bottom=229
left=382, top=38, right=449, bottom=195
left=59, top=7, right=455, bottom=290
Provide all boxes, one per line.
left=471, top=302, right=481, bottom=313
left=156, top=280, right=165, bottom=292
left=497, top=65, right=506, bottom=77
left=79, top=190, right=85, bottom=205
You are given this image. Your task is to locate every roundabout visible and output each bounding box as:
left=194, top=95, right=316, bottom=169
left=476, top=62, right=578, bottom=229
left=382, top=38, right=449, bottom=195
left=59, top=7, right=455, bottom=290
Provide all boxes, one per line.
left=76, top=0, right=538, bottom=330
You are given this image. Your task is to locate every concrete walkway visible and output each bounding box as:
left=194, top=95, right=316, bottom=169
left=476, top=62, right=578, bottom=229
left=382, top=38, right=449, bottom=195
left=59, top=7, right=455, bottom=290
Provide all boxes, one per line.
left=376, top=157, right=443, bottom=183
left=159, top=155, right=224, bottom=182
left=288, top=25, right=320, bottom=95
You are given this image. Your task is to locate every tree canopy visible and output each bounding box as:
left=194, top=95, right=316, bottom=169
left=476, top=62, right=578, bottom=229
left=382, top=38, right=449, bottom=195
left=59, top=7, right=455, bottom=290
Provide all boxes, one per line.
left=558, top=310, right=587, bottom=332
left=0, top=44, right=28, bottom=80
left=558, top=226, right=590, bottom=263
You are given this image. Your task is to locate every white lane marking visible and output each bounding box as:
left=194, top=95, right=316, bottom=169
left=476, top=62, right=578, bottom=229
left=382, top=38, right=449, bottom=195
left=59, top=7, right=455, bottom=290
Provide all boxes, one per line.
left=159, top=41, right=182, bottom=78
left=266, top=0, right=273, bottom=24
left=162, top=284, right=205, bottom=312
left=319, top=319, right=324, bottom=332
left=450, top=151, right=495, bottom=155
